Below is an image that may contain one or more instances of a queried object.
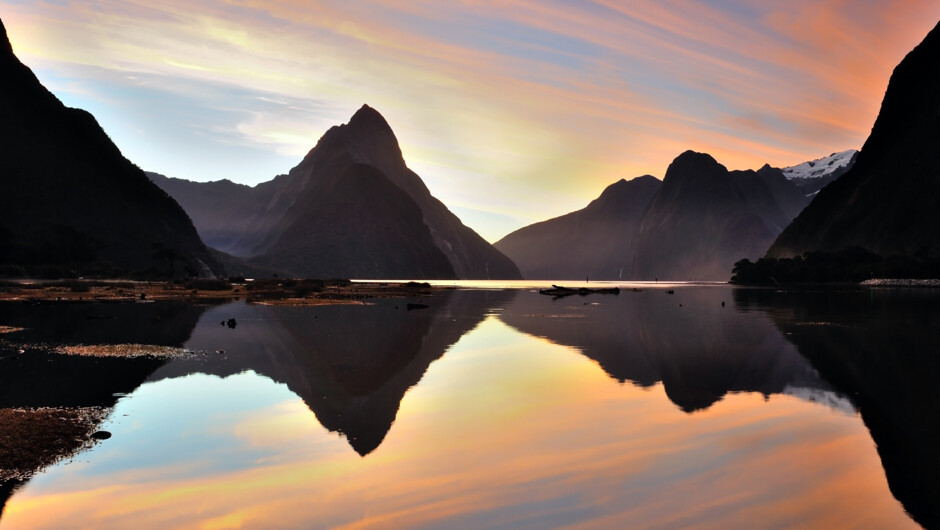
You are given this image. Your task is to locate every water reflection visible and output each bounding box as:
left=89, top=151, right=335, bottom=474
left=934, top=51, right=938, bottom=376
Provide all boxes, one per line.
left=0, top=300, right=207, bottom=407
left=734, top=288, right=940, bottom=530
left=0, top=301, right=206, bottom=518
left=499, top=288, right=852, bottom=413
left=0, top=287, right=935, bottom=528
left=149, top=289, right=515, bottom=455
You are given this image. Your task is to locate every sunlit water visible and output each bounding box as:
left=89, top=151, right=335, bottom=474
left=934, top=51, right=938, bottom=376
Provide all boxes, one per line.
left=1, top=286, right=937, bottom=528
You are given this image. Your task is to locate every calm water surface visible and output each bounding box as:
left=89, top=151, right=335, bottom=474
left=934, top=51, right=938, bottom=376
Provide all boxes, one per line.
left=0, top=285, right=937, bottom=528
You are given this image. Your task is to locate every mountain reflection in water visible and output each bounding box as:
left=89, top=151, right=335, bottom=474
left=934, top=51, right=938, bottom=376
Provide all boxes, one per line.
left=0, top=286, right=936, bottom=528
left=735, top=288, right=940, bottom=530
left=499, top=287, right=852, bottom=413
left=149, top=289, right=514, bottom=455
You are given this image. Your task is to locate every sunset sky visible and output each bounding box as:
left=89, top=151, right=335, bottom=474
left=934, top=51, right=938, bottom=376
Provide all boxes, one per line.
left=3, top=1, right=939, bottom=241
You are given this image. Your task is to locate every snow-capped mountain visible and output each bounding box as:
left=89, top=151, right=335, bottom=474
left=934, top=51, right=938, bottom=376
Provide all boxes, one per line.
left=783, top=149, right=858, bottom=180
left=781, top=149, right=858, bottom=195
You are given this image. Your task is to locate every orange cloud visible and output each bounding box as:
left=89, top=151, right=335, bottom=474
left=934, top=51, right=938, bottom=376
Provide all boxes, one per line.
left=2, top=1, right=939, bottom=239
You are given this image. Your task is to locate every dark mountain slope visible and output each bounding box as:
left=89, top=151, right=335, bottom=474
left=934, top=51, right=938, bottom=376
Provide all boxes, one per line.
left=252, top=163, right=455, bottom=279
left=153, top=105, right=521, bottom=279
left=147, top=173, right=272, bottom=257
left=768, top=20, right=940, bottom=259
left=494, top=175, right=661, bottom=280
left=255, top=105, right=520, bottom=279
left=754, top=164, right=813, bottom=222
left=0, top=18, right=218, bottom=277
left=631, top=151, right=802, bottom=280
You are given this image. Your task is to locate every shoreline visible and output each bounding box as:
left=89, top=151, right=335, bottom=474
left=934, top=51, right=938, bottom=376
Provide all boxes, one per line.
left=860, top=279, right=940, bottom=288
left=3, top=277, right=938, bottom=305
left=0, top=279, right=444, bottom=305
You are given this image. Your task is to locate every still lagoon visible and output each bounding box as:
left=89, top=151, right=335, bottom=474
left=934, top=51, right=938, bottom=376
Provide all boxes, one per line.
left=0, top=283, right=937, bottom=528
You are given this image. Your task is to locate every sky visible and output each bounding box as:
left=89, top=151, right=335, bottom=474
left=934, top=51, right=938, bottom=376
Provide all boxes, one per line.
left=2, top=1, right=939, bottom=242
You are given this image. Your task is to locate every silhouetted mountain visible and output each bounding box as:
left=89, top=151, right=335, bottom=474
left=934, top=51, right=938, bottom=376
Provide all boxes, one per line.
left=632, top=151, right=810, bottom=280
left=494, top=176, right=661, bottom=280
left=499, top=289, right=848, bottom=413
left=252, top=163, right=456, bottom=279
left=735, top=288, right=940, bottom=530
left=147, top=173, right=274, bottom=257
left=754, top=163, right=815, bottom=220
left=491, top=149, right=846, bottom=281
left=152, top=105, right=521, bottom=280
left=0, top=18, right=219, bottom=278
left=768, top=21, right=940, bottom=259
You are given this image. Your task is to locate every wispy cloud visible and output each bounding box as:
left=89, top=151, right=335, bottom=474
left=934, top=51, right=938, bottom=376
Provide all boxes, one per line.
left=2, top=0, right=938, bottom=239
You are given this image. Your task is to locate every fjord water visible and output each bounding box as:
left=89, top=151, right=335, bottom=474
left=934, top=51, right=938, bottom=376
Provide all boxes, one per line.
left=1, top=286, right=936, bottom=528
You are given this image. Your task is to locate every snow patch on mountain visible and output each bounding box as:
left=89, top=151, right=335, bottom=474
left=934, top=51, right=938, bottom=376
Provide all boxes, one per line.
left=782, top=149, right=858, bottom=181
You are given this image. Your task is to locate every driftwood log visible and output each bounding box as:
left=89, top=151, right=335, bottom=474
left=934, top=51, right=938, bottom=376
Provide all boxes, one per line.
left=538, top=285, right=620, bottom=298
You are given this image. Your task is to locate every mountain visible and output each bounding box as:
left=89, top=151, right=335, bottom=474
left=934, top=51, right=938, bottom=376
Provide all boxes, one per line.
left=493, top=149, right=832, bottom=282
left=781, top=149, right=858, bottom=196
left=253, top=163, right=456, bottom=279
left=630, top=151, right=812, bottom=280
left=768, top=21, right=940, bottom=259
left=0, top=18, right=218, bottom=278
left=146, top=173, right=275, bottom=258
left=753, top=163, right=815, bottom=222
left=153, top=106, right=521, bottom=280
left=494, top=175, right=661, bottom=280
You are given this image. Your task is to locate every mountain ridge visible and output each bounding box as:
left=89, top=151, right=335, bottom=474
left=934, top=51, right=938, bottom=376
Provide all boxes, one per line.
left=494, top=175, right=661, bottom=279
left=495, top=147, right=848, bottom=281
left=768, top=20, right=940, bottom=259
left=0, top=17, right=220, bottom=278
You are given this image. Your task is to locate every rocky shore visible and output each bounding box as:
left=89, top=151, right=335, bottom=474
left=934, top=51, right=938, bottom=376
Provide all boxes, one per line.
left=860, top=279, right=940, bottom=287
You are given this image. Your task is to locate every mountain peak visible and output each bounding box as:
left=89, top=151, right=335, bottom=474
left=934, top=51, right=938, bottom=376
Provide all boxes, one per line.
left=319, top=103, right=405, bottom=172
left=672, top=150, right=721, bottom=166
left=632, top=174, right=661, bottom=184
left=664, top=150, right=727, bottom=184
left=347, top=104, right=395, bottom=136
left=1, top=18, right=14, bottom=59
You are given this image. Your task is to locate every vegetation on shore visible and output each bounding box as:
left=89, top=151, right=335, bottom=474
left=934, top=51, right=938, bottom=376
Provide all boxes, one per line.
left=730, top=247, right=940, bottom=285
